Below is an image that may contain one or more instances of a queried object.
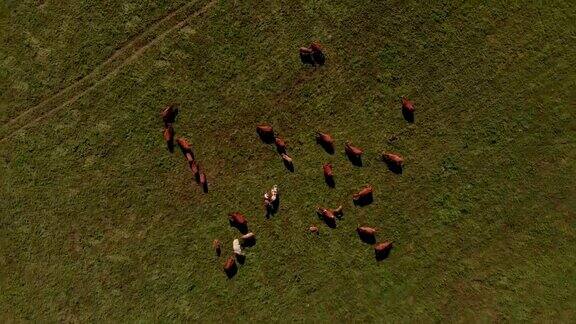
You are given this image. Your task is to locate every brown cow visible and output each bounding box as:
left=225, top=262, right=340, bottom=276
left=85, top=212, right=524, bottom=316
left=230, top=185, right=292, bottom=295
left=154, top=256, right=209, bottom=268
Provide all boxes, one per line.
left=316, top=132, right=334, bottom=153
left=323, top=163, right=333, bottom=178
left=281, top=153, right=294, bottom=171
left=374, top=241, right=393, bottom=261
left=256, top=124, right=274, bottom=143
left=223, top=256, right=237, bottom=277
left=189, top=160, right=199, bottom=178
left=275, top=137, right=287, bottom=154
left=401, top=97, right=415, bottom=123
left=345, top=141, right=363, bottom=166
left=309, top=43, right=326, bottom=66
left=356, top=226, right=377, bottom=244
left=345, top=142, right=363, bottom=157
left=163, top=126, right=174, bottom=153
left=316, top=207, right=336, bottom=228
left=160, top=104, right=178, bottom=126
left=401, top=97, right=415, bottom=114
left=199, top=169, right=208, bottom=192
left=229, top=212, right=248, bottom=233
left=213, top=239, right=221, bottom=256
left=382, top=152, right=404, bottom=174
left=309, top=226, right=319, bottom=234
left=353, top=186, right=373, bottom=206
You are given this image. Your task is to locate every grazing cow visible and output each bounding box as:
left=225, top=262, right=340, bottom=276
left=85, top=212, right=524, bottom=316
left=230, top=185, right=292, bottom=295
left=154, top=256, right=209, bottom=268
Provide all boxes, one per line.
left=316, top=207, right=336, bottom=228
left=401, top=97, right=415, bottom=113
left=382, top=152, right=404, bottom=174
left=264, top=185, right=279, bottom=216
left=163, top=126, right=174, bottom=153
left=401, top=97, right=415, bottom=123
left=229, top=212, right=248, bottom=233
left=233, top=239, right=243, bottom=256
left=323, top=163, right=333, bottom=178
left=161, top=105, right=178, bottom=126
left=299, top=47, right=314, bottom=65
left=353, top=186, right=373, bottom=206
left=356, top=226, right=377, bottom=244
left=223, top=256, right=237, bottom=277
left=213, top=239, right=221, bottom=256
left=256, top=124, right=275, bottom=143
left=345, top=142, right=363, bottom=158
left=189, top=160, right=199, bottom=178
left=316, top=132, right=334, bottom=153
left=240, top=232, right=256, bottom=247
left=323, top=163, right=335, bottom=187
left=309, top=226, right=319, bottom=234
left=275, top=137, right=287, bottom=154
left=309, top=43, right=326, bottom=66
left=199, top=170, right=208, bottom=192
left=374, top=241, right=393, bottom=261
left=176, top=138, right=194, bottom=161
left=281, top=153, right=294, bottom=171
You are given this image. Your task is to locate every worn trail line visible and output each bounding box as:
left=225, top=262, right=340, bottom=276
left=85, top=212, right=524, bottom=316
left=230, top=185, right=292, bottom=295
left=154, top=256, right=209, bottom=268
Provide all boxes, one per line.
left=1, top=0, right=216, bottom=143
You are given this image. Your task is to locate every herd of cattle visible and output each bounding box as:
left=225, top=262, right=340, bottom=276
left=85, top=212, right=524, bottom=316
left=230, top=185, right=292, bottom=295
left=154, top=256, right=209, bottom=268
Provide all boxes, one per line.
left=160, top=43, right=416, bottom=278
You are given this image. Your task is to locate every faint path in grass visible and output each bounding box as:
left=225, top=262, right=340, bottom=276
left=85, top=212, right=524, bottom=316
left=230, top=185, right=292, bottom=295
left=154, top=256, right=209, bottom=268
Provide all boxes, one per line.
left=0, top=0, right=217, bottom=143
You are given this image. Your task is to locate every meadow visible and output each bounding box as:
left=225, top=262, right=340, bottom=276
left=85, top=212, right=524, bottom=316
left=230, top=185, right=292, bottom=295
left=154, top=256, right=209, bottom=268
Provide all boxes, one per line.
left=1, top=0, right=575, bottom=321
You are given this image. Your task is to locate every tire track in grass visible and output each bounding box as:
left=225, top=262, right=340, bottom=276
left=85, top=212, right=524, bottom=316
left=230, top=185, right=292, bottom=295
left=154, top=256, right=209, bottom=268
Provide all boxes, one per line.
left=0, top=0, right=216, bottom=143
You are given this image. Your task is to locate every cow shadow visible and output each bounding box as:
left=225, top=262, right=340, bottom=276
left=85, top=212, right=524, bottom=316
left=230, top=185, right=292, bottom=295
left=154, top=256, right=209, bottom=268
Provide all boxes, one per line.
left=265, top=197, right=280, bottom=219
left=346, top=153, right=363, bottom=167
left=375, top=249, right=392, bottom=261
left=229, top=221, right=249, bottom=234
left=202, top=180, right=209, bottom=193
left=258, top=133, right=275, bottom=144
left=386, top=163, right=403, bottom=175
left=317, top=141, right=335, bottom=155
left=402, top=109, right=415, bottom=123
left=324, top=176, right=335, bottom=188
left=358, top=233, right=376, bottom=244
left=283, top=160, right=295, bottom=172
left=353, top=195, right=373, bottom=207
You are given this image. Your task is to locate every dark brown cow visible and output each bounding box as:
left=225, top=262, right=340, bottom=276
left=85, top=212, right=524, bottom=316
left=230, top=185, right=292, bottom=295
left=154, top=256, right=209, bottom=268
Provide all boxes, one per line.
left=374, top=241, right=393, bottom=261
left=160, top=104, right=178, bottom=126
left=275, top=137, right=287, bottom=153
left=223, top=256, right=237, bottom=277
left=256, top=124, right=274, bottom=143
left=163, top=126, right=174, bottom=153
left=353, top=186, right=373, bottom=205
left=382, top=152, right=404, bottom=174
left=213, top=239, right=221, bottom=256
left=356, top=226, right=377, bottom=244
left=316, top=132, right=334, bottom=153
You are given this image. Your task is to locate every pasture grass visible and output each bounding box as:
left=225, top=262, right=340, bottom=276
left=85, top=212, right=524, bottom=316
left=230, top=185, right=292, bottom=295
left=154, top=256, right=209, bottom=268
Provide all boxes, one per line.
left=1, top=0, right=575, bottom=321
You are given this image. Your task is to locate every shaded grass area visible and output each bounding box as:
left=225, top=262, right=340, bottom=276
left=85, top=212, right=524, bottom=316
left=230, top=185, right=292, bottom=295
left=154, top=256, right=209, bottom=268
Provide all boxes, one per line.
left=1, top=0, right=575, bottom=321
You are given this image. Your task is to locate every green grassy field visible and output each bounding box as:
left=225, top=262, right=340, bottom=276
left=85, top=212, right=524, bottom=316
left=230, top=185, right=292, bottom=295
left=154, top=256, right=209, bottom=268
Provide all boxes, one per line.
left=1, top=0, right=575, bottom=321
